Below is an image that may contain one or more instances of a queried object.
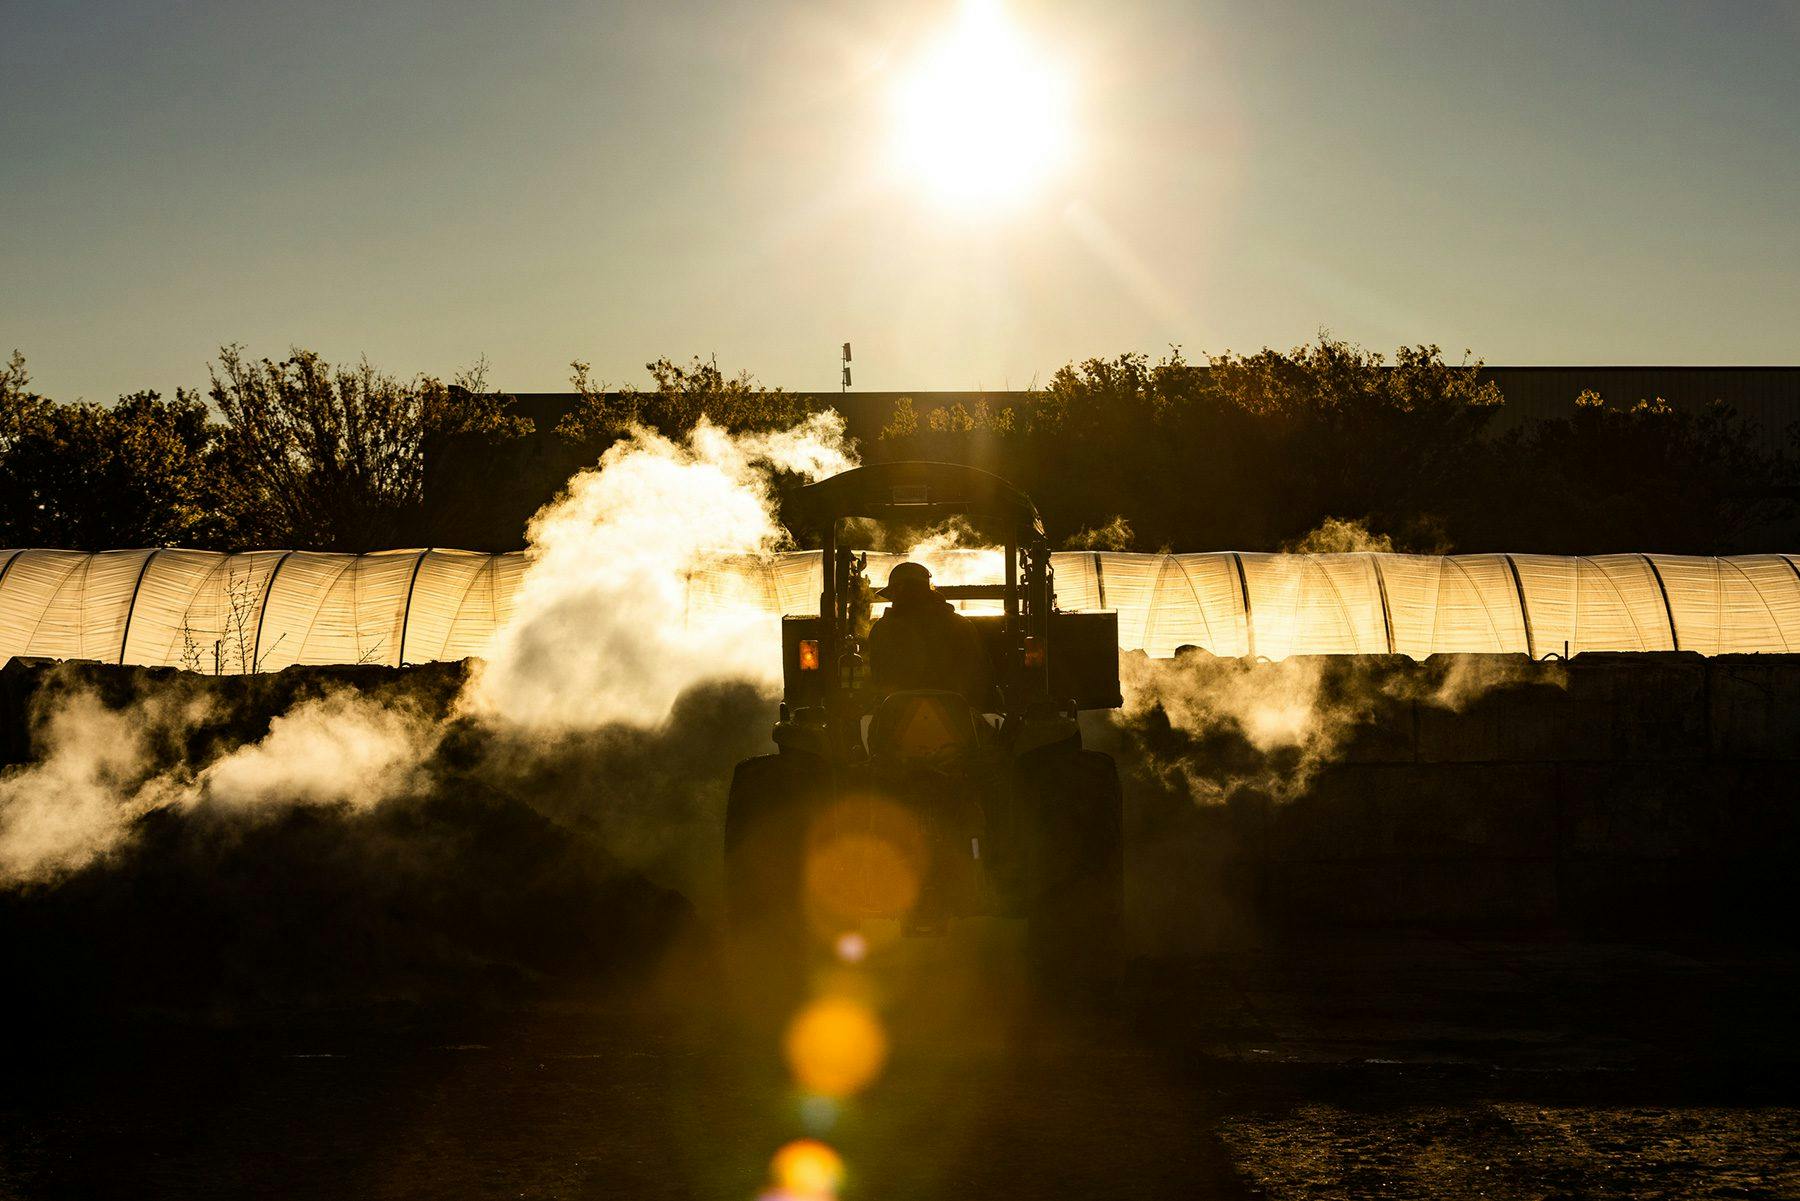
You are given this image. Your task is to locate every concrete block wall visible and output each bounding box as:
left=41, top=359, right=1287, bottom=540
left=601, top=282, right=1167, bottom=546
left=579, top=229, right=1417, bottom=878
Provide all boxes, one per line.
left=4, top=653, right=1794, bottom=949
left=1186, top=654, right=1800, bottom=937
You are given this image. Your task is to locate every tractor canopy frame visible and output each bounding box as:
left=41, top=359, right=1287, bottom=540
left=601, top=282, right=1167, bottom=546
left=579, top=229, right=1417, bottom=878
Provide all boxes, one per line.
left=789, top=461, right=1056, bottom=717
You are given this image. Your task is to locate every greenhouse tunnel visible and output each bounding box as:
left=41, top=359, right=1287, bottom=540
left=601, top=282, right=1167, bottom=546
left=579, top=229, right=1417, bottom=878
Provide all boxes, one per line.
left=2, top=548, right=1799, bottom=671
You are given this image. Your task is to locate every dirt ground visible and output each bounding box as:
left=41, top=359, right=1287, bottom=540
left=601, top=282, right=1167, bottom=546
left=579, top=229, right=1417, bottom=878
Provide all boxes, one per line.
left=3, top=930, right=1797, bottom=1199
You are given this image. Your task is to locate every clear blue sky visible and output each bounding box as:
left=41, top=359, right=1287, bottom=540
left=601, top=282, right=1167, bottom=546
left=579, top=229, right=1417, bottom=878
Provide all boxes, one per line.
left=4, top=0, right=1797, bottom=403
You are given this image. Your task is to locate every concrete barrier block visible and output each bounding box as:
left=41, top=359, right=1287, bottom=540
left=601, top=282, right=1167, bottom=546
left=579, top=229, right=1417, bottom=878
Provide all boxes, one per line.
left=1713, top=763, right=1800, bottom=858
left=1331, top=710, right=1418, bottom=764
left=1416, top=655, right=1713, bottom=764
left=1124, top=799, right=1264, bottom=955
left=1577, top=654, right=1709, bottom=762
left=1270, top=763, right=1558, bottom=861
left=1555, top=860, right=1717, bottom=932
left=1266, top=768, right=1374, bottom=861
left=1419, top=682, right=1610, bottom=763
left=1382, top=763, right=1560, bottom=860
left=1708, top=858, right=1792, bottom=934
left=1268, top=860, right=1558, bottom=928
left=1411, top=655, right=1565, bottom=763
left=1314, top=656, right=1419, bottom=764
left=1414, top=700, right=1506, bottom=763
left=1556, top=763, right=1716, bottom=860
left=1709, top=656, right=1800, bottom=760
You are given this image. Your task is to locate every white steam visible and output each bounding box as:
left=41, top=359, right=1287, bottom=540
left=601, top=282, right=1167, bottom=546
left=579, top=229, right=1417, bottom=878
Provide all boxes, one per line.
left=900, top=520, right=1008, bottom=610
left=1280, top=516, right=1395, bottom=555
left=1119, top=651, right=1564, bottom=804
left=462, top=413, right=855, bottom=730
left=0, top=411, right=859, bottom=884
left=201, top=692, right=434, bottom=809
left=0, top=687, right=199, bottom=883
left=0, top=683, right=437, bottom=886
left=0, top=404, right=1570, bottom=896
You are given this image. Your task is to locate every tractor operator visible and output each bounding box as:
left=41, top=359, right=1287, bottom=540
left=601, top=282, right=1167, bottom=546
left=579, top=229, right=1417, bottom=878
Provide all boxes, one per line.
left=868, top=561, right=994, bottom=707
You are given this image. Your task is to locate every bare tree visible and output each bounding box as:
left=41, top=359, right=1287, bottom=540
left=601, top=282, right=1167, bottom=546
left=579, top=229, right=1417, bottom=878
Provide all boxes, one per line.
left=173, top=566, right=286, bottom=674
left=557, top=355, right=821, bottom=445
left=208, top=346, right=530, bottom=550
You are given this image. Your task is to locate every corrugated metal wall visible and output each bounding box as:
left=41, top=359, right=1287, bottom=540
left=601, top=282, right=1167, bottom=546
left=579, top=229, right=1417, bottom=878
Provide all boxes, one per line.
left=1479, top=367, right=1800, bottom=451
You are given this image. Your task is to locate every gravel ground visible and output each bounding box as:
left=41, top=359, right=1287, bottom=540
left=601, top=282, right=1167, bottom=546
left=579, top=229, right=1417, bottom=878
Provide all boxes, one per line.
left=3, top=932, right=1797, bottom=1200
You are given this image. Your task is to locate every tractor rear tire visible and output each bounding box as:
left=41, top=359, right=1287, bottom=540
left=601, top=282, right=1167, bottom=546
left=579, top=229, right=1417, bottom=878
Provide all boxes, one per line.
left=723, top=754, right=818, bottom=1001
left=1019, top=748, right=1124, bottom=994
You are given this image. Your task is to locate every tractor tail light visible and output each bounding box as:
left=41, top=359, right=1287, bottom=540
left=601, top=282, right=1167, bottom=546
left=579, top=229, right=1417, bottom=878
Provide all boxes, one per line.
left=1023, top=635, right=1046, bottom=669
left=798, top=639, right=821, bottom=671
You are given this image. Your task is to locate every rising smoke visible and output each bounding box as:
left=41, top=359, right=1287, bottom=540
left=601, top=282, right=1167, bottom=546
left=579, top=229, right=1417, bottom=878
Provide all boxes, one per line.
left=465, top=413, right=854, bottom=730
left=0, top=412, right=1568, bottom=1008
left=0, top=411, right=861, bottom=1014
left=201, top=690, right=438, bottom=809
left=0, top=679, right=207, bottom=883
left=1280, top=516, right=1395, bottom=555
left=1111, top=513, right=1551, bottom=805
left=1117, top=649, right=1563, bottom=804
left=0, top=670, right=454, bottom=886
left=0, top=413, right=857, bottom=914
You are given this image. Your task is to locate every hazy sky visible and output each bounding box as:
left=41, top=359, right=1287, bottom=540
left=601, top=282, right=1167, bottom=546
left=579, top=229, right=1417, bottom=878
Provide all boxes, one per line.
left=4, top=0, right=1797, bottom=403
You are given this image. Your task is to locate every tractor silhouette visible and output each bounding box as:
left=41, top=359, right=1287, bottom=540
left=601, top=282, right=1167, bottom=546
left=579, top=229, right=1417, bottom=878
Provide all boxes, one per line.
left=725, top=462, right=1124, bottom=984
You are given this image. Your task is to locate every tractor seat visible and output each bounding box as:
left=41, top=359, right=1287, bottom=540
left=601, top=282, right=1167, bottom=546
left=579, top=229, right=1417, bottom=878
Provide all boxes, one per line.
left=866, top=690, right=983, bottom=763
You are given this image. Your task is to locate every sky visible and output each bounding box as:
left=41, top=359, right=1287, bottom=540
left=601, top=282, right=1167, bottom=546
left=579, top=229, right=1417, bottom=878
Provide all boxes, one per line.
left=3, top=0, right=1798, bottom=403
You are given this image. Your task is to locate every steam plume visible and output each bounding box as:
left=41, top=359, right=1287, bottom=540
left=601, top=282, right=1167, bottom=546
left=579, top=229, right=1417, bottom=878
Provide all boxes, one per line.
left=0, top=683, right=201, bottom=883
left=201, top=691, right=436, bottom=809
left=0, top=413, right=856, bottom=889
left=1280, top=516, right=1395, bottom=555
left=0, top=678, right=446, bottom=886
left=463, top=413, right=854, bottom=730
left=1118, top=650, right=1563, bottom=804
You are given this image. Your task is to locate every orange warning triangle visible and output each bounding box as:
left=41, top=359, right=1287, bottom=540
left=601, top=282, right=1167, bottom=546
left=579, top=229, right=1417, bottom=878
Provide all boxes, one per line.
left=896, top=698, right=964, bottom=756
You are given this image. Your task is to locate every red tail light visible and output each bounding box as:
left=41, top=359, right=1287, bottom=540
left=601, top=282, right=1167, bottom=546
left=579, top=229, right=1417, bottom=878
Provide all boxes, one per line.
left=1022, top=635, right=1045, bottom=669
left=798, top=639, right=821, bottom=671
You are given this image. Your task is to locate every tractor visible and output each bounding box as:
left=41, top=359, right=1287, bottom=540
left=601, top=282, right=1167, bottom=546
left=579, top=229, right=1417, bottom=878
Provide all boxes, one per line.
left=723, top=462, right=1125, bottom=983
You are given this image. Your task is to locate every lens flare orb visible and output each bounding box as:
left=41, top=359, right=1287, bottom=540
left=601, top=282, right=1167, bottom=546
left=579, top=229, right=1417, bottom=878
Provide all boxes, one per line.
left=834, top=930, right=868, bottom=964
left=783, top=995, right=889, bottom=1099
left=799, top=1093, right=841, bottom=1134
left=805, top=798, right=929, bottom=923
left=767, top=1138, right=845, bottom=1200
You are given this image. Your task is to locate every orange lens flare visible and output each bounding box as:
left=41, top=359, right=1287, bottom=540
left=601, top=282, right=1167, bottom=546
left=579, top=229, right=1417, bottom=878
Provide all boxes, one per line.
left=807, top=833, right=921, bottom=918
left=783, top=995, right=887, bottom=1099
left=805, top=799, right=929, bottom=922
left=768, top=1138, right=845, bottom=1200
left=834, top=931, right=868, bottom=964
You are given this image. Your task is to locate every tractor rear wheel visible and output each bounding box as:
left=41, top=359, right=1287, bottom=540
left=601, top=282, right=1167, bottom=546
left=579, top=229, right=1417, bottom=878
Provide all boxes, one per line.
left=1018, top=748, right=1124, bottom=993
left=723, top=754, right=818, bottom=1000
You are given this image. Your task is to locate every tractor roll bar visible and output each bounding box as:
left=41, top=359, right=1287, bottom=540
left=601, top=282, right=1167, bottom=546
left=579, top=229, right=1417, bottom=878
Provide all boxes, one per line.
left=800, top=462, right=1053, bottom=713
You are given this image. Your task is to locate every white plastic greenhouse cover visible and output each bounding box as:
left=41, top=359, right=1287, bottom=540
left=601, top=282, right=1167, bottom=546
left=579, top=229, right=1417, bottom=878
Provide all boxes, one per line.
left=3, top=548, right=1798, bottom=671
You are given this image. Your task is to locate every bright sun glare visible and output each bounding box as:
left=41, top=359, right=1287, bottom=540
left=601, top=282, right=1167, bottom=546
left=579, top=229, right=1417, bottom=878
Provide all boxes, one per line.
left=890, top=0, right=1074, bottom=211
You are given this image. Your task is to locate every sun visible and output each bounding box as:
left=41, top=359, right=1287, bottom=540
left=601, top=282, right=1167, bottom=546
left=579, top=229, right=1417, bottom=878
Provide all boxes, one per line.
left=889, top=0, right=1074, bottom=212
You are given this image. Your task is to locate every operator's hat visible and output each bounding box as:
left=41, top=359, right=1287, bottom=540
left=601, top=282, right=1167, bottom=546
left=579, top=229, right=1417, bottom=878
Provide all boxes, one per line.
left=879, top=561, right=933, bottom=599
